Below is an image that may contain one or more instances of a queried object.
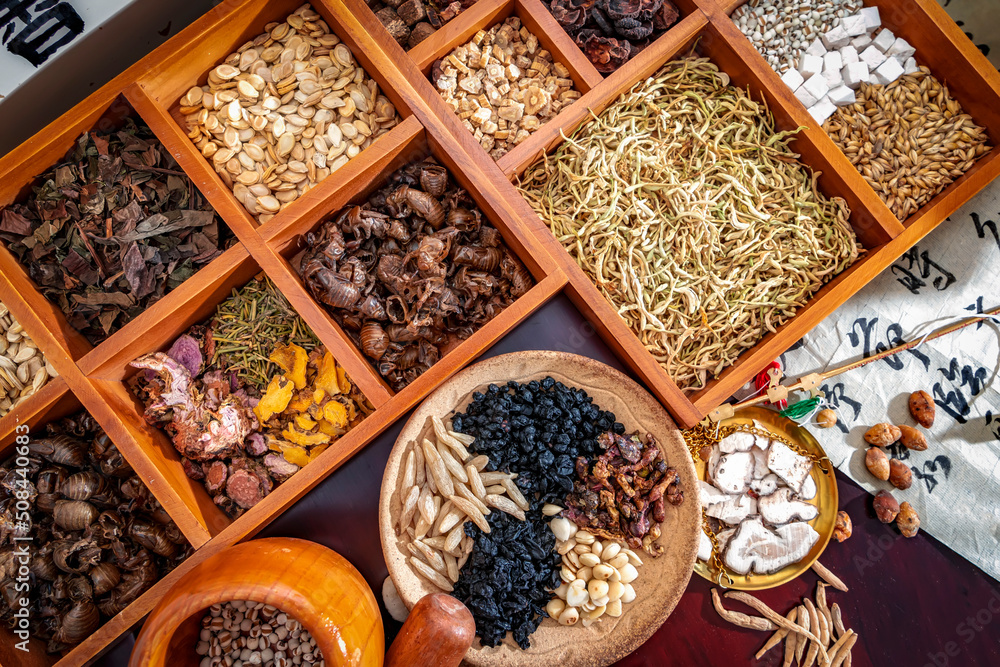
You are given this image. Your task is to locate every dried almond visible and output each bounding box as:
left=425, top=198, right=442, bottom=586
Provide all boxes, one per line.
left=865, top=447, right=890, bottom=481
left=864, top=423, right=901, bottom=447
left=888, top=459, right=913, bottom=490
left=908, top=390, right=935, bottom=427
left=898, top=424, right=928, bottom=451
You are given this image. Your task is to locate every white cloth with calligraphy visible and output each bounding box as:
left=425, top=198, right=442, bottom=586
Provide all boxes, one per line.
left=779, top=181, right=1000, bottom=582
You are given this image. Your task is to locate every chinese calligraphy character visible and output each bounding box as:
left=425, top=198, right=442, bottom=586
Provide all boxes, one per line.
left=0, top=0, right=84, bottom=67
left=969, top=212, right=1000, bottom=256
left=911, top=456, right=952, bottom=494
left=820, top=383, right=861, bottom=434
left=890, top=246, right=956, bottom=294
left=846, top=317, right=929, bottom=371
left=933, top=359, right=989, bottom=423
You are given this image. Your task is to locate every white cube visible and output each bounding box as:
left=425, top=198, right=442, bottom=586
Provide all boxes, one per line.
left=808, top=97, right=838, bottom=125
left=799, top=54, right=824, bottom=78
left=823, top=66, right=842, bottom=88
left=872, top=29, right=896, bottom=52
left=861, top=45, right=887, bottom=69
left=841, top=14, right=867, bottom=37
left=794, top=85, right=820, bottom=109
left=828, top=85, right=857, bottom=106
left=802, top=73, right=830, bottom=100
left=859, top=7, right=881, bottom=32
left=841, top=61, right=870, bottom=89
left=904, top=57, right=919, bottom=74
left=887, top=37, right=916, bottom=60
left=822, top=25, right=851, bottom=50
left=805, top=38, right=827, bottom=58
left=851, top=34, right=872, bottom=50
left=824, top=51, right=843, bottom=73
left=874, top=57, right=905, bottom=85
left=781, top=68, right=805, bottom=91
left=840, top=45, right=860, bottom=65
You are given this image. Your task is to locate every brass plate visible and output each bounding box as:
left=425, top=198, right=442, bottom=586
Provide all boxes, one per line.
left=692, top=406, right=838, bottom=591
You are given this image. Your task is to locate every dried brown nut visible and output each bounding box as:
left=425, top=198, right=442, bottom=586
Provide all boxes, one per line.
left=865, top=447, right=890, bottom=481
left=898, top=424, right=928, bottom=451
left=833, top=510, right=852, bottom=542
left=873, top=490, right=900, bottom=524
left=908, top=390, right=935, bottom=428
left=864, top=423, right=901, bottom=447
left=888, top=459, right=913, bottom=490
left=816, top=409, right=837, bottom=428
left=897, top=501, right=920, bottom=538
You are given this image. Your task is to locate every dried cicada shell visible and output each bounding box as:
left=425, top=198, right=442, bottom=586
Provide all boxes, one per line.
left=53, top=599, right=99, bottom=645
left=53, top=500, right=99, bottom=531
left=312, top=268, right=361, bottom=309
left=400, top=186, right=446, bottom=229
left=419, top=163, right=449, bottom=197
left=453, top=246, right=502, bottom=272
left=501, top=253, right=534, bottom=298
left=29, top=436, right=87, bottom=468
left=127, top=517, right=178, bottom=558
left=89, top=562, right=121, bottom=596
left=447, top=207, right=480, bottom=232
left=360, top=322, right=390, bottom=360
left=59, top=471, right=110, bottom=501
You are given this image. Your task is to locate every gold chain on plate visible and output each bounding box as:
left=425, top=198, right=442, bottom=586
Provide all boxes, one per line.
left=682, top=422, right=831, bottom=588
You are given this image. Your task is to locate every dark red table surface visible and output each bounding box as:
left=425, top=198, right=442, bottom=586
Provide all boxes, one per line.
left=94, top=295, right=1000, bottom=667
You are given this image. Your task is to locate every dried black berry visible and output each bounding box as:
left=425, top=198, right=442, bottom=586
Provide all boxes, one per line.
left=451, top=377, right=618, bottom=647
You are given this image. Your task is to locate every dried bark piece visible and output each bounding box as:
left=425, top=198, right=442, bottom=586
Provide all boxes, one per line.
left=376, top=7, right=410, bottom=45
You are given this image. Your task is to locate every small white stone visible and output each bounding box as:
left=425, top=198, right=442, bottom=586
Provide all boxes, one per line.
left=802, top=72, right=830, bottom=100
left=780, top=68, right=805, bottom=91
left=860, top=44, right=887, bottom=70
left=804, top=38, right=827, bottom=58
left=859, top=6, right=881, bottom=31
left=886, top=36, right=916, bottom=60
left=821, top=25, right=850, bottom=50
left=874, top=56, right=905, bottom=85
left=841, top=61, right=869, bottom=89
left=903, top=57, right=919, bottom=74
left=840, top=14, right=867, bottom=37
left=807, top=97, right=838, bottom=125
left=872, top=28, right=896, bottom=53
left=794, top=85, right=820, bottom=109
left=799, top=53, right=824, bottom=78
left=828, top=84, right=857, bottom=106
left=840, top=45, right=859, bottom=65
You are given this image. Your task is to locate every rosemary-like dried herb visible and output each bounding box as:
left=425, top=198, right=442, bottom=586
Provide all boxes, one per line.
left=517, top=56, right=862, bottom=392
left=211, top=275, right=319, bottom=390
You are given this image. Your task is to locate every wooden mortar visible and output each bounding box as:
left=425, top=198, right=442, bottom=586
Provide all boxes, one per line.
left=129, top=537, right=384, bottom=667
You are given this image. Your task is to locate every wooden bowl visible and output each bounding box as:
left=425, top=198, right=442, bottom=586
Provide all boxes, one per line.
left=130, top=537, right=384, bottom=667
left=378, top=351, right=701, bottom=667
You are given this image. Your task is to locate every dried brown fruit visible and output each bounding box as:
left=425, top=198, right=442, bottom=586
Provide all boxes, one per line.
left=816, top=409, right=837, bottom=428
left=833, top=510, right=852, bottom=542
left=898, top=424, right=928, bottom=451
left=865, top=447, right=890, bottom=481
left=908, top=390, right=935, bottom=428
left=873, top=490, right=900, bottom=524
left=888, top=459, right=913, bottom=490
left=578, top=33, right=631, bottom=73
left=897, top=501, right=920, bottom=538
left=864, top=423, right=901, bottom=447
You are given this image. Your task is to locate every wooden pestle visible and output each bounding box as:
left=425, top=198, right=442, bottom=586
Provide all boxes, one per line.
left=385, top=593, right=476, bottom=667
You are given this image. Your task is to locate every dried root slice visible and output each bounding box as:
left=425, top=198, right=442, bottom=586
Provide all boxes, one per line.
left=400, top=484, right=420, bottom=531
left=812, top=560, right=848, bottom=592
left=725, top=592, right=829, bottom=666
left=711, top=589, right=776, bottom=632
left=467, top=464, right=487, bottom=499
left=828, top=629, right=858, bottom=667
left=796, top=604, right=810, bottom=665
left=422, top=438, right=454, bottom=497
left=783, top=625, right=797, bottom=667
left=831, top=603, right=846, bottom=638
left=437, top=439, right=469, bottom=483
left=410, top=556, right=454, bottom=592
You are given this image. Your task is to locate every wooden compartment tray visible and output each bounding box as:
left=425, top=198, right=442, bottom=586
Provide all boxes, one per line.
left=0, top=0, right=996, bottom=663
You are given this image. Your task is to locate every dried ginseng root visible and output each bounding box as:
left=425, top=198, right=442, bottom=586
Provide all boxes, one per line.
left=394, top=416, right=526, bottom=592
left=713, top=565, right=859, bottom=666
